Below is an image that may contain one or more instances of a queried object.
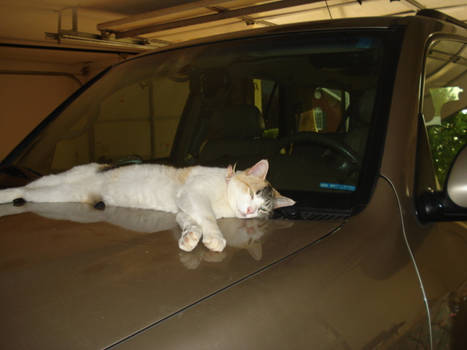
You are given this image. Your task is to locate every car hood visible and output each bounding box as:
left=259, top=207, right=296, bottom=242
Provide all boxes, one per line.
left=0, top=202, right=344, bottom=350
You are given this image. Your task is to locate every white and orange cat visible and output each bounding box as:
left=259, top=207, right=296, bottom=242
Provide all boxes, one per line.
left=0, top=159, right=294, bottom=252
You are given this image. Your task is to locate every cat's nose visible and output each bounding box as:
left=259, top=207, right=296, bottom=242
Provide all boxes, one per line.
left=246, top=206, right=255, bottom=215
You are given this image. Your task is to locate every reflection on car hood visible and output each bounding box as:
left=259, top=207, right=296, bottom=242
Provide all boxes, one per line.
left=0, top=203, right=343, bottom=350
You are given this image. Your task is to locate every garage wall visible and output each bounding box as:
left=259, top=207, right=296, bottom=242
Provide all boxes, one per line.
left=0, top=44, right=132, bottom=161
left=0, top=2, right=138, bottom=162
left=0, top=72, right=80, bottom=161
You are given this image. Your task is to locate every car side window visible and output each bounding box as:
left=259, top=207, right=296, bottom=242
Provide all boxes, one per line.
left=421, top=39, right=467, bottom=190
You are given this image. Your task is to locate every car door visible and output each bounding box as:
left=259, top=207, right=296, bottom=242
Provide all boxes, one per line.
left=412, top=37, right=467, bottom=349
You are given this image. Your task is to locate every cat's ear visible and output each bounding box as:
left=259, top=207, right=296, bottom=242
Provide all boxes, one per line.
left=226, top=163, right=237, bottom=182
left=272, top=188, right=295, bottom=209
left=274, top=195, right=296, bottom=209
left=246, top=159, right=269, bottom=180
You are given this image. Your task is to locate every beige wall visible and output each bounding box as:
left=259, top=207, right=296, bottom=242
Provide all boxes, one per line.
left=0, top=45, right=132, bottom=162
left=0, top=73, right=80, bottom=160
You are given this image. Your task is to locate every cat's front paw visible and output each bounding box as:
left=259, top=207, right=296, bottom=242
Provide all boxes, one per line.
left=202, top=233, right=227, bottom=252
left=179, top=229, right=202, bottom=252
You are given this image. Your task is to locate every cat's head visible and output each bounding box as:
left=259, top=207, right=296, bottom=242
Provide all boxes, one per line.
left=226, top=159, right=295, bottom=219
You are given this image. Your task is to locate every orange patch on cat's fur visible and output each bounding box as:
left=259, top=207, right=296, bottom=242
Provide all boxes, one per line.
left=235, top=172, right=269, bottom=193
left=177, top=167, right=194, bottom=184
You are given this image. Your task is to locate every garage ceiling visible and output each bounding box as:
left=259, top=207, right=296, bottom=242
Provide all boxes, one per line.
left=1, top=0, right=466, bottom=50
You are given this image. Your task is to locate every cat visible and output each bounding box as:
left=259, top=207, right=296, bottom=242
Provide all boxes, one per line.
left=0, top=159, right=294, bottom=252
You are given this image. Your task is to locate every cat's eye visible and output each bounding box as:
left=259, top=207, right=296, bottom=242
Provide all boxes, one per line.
left=256, top=190, right=261, bottom=195
left=249, top=188, right=254, bottom=199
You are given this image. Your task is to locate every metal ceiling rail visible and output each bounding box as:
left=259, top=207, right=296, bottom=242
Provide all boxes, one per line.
left=98, top=0, right=323, bottom=39
left=97, top=0, right=238, bottom=31
left=402, top=0, right=424, bottom=10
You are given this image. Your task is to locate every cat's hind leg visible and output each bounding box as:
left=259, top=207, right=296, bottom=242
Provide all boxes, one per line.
left=17, top=183, right=95, bottom=204
left=25, top=163, right=102, bottom=189
left=0, top=186, right=67, bottom=205
left=0, top=163, right=102, bottom=205
left=177, top=211, right=203, bottom=252
left=0, top=187, right=25, bottom=204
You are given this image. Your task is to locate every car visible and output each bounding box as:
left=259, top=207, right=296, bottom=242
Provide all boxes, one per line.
left=0, top=9, right=466, bottom=350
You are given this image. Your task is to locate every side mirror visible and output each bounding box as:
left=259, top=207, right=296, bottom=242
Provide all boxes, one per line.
left=417, top=145, right=467, bottom=221
left=447, top=145, right=467, bottom=208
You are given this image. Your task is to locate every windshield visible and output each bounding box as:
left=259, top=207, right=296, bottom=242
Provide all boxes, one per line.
left=3, top=29, right=402, bottom=214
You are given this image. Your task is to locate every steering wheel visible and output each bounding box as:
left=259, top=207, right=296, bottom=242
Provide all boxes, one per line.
left=282, top=132, right=360, bottom=165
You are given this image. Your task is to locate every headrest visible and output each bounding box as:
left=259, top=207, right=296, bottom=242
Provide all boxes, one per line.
left=208, top=104, right=262, bottom=139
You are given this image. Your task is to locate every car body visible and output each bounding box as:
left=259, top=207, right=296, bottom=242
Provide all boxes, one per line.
left=1, top=9, right=467, bottom=350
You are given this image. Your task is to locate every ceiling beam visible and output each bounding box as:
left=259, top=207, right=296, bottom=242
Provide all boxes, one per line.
left=401, top=0, right=425, bottom=11
left=99, top=0, right=323, bottom=39
left=98, top=0, right=234, bottom=31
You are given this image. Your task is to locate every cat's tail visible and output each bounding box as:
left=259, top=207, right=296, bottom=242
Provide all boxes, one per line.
left=0, top=187, right=25, bottom=204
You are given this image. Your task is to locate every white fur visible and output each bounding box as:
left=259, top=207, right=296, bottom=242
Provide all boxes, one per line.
left=0, top=160, right=293, bottom=252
